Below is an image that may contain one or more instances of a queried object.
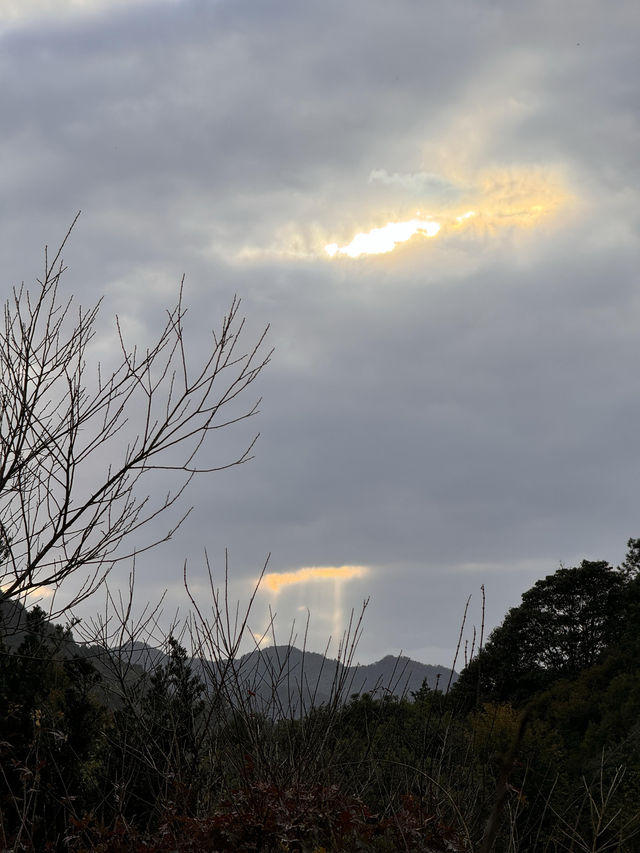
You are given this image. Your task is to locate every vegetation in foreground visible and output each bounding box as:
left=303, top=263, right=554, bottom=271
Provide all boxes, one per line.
left=2, top=539, right=640, bottom=851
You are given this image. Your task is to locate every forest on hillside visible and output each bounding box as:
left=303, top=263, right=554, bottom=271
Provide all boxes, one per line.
left=2, top=542, right=640, bottom=852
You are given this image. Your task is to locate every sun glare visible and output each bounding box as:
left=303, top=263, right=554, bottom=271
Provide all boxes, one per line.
left=325, top=218, right=441, bottom=258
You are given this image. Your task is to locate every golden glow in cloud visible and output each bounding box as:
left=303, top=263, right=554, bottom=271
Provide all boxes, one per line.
left=325, top=219, right=440, bottom=258
left=258, top=565, right=369, bottom=643
left=324, top=167, right=566, bottom=259
left=262, top=565, right=369, bottom=594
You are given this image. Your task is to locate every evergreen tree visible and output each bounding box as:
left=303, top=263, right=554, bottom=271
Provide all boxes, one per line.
left=454, top=559, right=629, bottom=707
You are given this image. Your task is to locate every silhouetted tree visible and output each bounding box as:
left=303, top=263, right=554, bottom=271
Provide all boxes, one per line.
left=0, top=217, right=270, bottom=611
left=0, top=605, right=107, bottom=850
left=454, top=559, right=628, bottom=707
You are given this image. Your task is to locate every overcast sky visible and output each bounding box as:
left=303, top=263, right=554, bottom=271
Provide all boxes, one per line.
left=2, top=0, right=639, bottom=666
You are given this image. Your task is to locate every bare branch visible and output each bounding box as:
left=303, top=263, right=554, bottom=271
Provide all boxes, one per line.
left=0, top=221, right=271, bottom=612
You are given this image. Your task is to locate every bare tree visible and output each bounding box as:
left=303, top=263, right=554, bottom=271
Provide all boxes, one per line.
left=0, top=216, right=271, bottom=610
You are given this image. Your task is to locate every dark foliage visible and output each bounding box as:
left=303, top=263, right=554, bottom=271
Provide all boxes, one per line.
left=4, top=540, right=640, bottom=851
left=453, top=558, right=630, bottom=708
left=0, top=606, right=108, bottom=850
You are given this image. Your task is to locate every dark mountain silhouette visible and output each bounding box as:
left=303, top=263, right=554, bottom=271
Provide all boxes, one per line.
left=224, top=645, right=455, bottom=714
left=1, top=596, right=457, bottom=714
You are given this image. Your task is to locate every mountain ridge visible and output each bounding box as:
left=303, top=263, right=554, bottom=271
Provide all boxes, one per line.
left=1, top=596, right=457, bottom=713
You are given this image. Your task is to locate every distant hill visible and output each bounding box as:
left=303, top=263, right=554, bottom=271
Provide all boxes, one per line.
left=1, top=596, right=457, bottom=714
left=0, top=594, right=148, bottom=699
left=221, top=645, right=456, bottom=715
left=0, top=594, right=74, bottom=651
left=350, top=652, right=455, bottom=696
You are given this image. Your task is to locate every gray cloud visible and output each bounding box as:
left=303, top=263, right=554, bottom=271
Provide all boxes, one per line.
left=1, top=0, right=639, bottom=662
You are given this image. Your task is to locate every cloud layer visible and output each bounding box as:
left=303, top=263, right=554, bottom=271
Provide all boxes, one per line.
left=1, top=0, right=639, bottom=663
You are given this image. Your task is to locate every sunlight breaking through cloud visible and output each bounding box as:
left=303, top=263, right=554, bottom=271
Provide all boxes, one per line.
left=262, top=565, right=369, bottom=593
left=258, top=565, right=370, bottom=646
left=325, top=219, right=441, bottom=258
left=324, top=167, right=566, bottom=259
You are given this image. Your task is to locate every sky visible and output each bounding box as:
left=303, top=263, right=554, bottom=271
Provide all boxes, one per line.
left=1, top=0, right=639, bottom=666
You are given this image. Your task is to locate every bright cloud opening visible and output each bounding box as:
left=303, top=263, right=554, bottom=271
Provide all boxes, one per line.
left=325, top=219, right=441, bottom=258
left=323, top=167, right=566, bottom=260
left=259, top=565, right=370, bottom=644
left=262, top=564, right=369, bottom=593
